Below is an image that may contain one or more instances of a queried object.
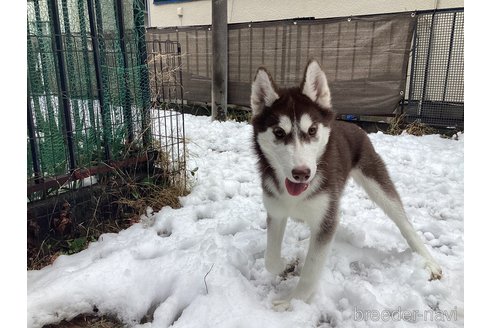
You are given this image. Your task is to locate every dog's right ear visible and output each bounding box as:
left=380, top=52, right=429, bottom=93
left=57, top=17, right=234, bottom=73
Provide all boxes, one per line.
left=301, top=60, right=332, bottom=110
left=251, top=68, right=279, bottom=117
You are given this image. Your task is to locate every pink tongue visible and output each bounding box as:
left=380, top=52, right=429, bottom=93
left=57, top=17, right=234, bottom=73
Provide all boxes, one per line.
left=285, top=179, right=309, bottom=196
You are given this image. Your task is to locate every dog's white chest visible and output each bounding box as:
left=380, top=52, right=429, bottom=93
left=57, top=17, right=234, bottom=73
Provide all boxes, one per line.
left=263, top=192, right=330, bottom=228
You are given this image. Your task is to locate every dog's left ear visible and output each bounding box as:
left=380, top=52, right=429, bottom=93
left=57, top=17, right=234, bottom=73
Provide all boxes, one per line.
left=301, top=60, right=332, bottom=110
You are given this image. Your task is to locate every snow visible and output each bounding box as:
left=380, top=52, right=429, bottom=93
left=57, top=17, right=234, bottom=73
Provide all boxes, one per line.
left=27, top=114, right=464, bottom=328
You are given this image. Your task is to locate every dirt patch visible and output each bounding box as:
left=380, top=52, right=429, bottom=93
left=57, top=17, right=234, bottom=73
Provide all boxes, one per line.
left=43, top=314, right=122, bottom=328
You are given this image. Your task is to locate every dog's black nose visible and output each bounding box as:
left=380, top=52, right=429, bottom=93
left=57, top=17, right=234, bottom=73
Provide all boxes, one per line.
left=292, top=167, right=311, bottom=182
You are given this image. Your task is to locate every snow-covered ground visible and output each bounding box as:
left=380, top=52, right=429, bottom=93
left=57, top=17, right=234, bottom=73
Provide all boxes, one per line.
left=27, top=114, right=464, bottom=328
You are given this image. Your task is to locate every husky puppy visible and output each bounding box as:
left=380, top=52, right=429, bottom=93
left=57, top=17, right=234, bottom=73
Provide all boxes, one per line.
left=251, top=60, right=442, bottom=309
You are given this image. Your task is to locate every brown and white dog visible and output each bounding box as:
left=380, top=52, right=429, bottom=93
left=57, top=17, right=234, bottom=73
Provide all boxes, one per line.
left=251, top=60, right=442, bottom=310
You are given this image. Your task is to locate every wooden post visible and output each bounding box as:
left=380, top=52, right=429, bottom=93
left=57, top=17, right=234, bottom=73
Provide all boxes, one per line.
left=211, top=0, right=228, bottom=121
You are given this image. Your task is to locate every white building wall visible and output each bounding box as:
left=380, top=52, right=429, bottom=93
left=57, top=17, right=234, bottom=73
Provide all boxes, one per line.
left=148, top=0, right=463, bottom=28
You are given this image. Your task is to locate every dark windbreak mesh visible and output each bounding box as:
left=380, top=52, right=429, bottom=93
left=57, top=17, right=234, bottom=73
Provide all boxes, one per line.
left=147, top=12, right=416, bottom=115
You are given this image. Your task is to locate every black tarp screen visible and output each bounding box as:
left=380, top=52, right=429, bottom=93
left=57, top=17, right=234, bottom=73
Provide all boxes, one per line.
left=148, top=12, right=416, bottom=115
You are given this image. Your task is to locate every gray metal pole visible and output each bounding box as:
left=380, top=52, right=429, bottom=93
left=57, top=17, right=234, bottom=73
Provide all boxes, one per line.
left=211, top=0, right=228, bottom=121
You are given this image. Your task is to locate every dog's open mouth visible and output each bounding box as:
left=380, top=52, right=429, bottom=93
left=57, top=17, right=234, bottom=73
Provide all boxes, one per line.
left=285, top=179, right=309, bottom=196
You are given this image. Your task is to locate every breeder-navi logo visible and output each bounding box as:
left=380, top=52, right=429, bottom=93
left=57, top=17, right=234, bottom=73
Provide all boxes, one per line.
left=354, top=306, right=458, bottom=322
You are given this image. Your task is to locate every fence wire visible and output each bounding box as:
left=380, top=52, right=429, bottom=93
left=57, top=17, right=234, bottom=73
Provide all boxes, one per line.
left=406, top=9, right=464, bottom=128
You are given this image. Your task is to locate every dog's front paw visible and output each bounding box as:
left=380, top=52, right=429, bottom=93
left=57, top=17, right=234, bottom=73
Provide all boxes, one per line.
left=272, top=299, right=292, bottom=312
left=265, top=257, right=287, bottom=275
left=426, top=261, right=443, bottom=280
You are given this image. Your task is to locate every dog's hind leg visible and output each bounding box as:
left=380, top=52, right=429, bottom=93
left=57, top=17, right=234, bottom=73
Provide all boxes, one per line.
left=351, top=153, right=442, bottom=280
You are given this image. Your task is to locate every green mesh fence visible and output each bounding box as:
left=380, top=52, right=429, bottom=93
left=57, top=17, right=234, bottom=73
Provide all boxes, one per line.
left=27, top=0, right=154, bottom=197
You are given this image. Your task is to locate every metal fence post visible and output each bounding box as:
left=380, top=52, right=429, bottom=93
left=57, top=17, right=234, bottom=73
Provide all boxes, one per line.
left=443, top=12, right=457, bottom=102
left=48, top=0, right=76, bottom=172
left=133, top=0, right=152, bottom=147
left=177, top=42, right=186, bottom=187
left=87, top=0, right=111, bottom=161
left=115, top=0, right=135, bottom=143
left=408, top=16, right=418, bottom=109
left=419, top=11, right=436, bottom=117
left=27, top=77, right=42, bottom=183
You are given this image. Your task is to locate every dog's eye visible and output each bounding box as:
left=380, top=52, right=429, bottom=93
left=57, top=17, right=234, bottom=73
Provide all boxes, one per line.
left=273, top=127, right=286, bottom=138
left=308, top=125, right=318, bottom=136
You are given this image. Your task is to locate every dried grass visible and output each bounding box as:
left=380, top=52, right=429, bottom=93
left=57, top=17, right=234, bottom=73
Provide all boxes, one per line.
left=28, top=145, right=190, bottom=271
left=387, top=114, right=406, bottom=135
left=387, top=114, right=436, bottom=136
left=404, top=120, right=436, bottom=136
